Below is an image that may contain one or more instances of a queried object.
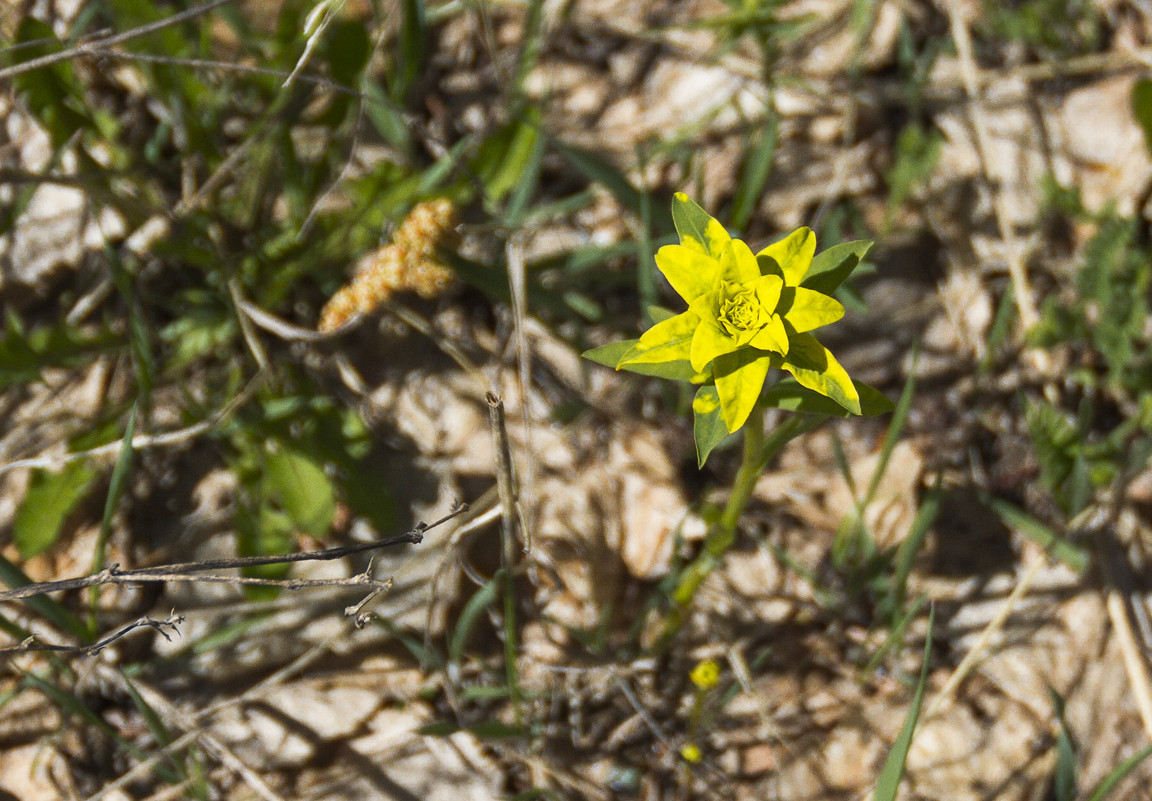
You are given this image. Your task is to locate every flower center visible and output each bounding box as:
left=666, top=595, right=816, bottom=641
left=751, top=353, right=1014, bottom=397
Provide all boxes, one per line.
left=718, top=283, right=763, bottom=336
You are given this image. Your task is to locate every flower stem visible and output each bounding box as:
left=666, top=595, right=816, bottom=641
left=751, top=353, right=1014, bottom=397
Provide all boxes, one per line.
left=708, top=411, right=766, bottom=555
left=671, top=412, right=823, bottom=613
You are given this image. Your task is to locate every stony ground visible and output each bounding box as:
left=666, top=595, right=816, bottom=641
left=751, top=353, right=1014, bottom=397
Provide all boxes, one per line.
left=3, top=1, right=1152, bottom=799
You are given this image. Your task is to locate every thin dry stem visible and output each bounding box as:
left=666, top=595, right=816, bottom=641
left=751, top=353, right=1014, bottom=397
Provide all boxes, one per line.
left=0, top=374, right=264, bottom=478
left=0, top=0, right=237, bottom=82
left=0, top=613, right=184, bottom=656
left=504, top=235, right=536, bottom=552
left=947, top=8, right=1040, bottom=334
left=0, top=507, right=465, bottom=604
left=925, top=553, right=1045, bottom=719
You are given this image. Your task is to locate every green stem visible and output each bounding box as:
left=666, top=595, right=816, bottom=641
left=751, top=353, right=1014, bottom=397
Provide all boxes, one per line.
left=709, top=412, right=766, bottom=554
left=672, top=412, right=823, bottom=612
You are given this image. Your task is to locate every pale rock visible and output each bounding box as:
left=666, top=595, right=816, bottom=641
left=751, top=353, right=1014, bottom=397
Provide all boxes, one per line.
left=821, top=725, right=883, bottom=789
left=1059, top=74, right=1152, bottom=215
left=600, top=60, right=748, bottom=144
left=0, top=743, right=66, bottom=801
left=932, top=76, right=1050, bottom=225
left=4, top=183, right=86, bottom=289
left=619, top=471, right=680, bottom=579
left=212, top=704, right=317, bottom=768
left=741, top=742, right=777, bottom=776
left=610, top=426, right=692, bottom=579
left=822, top=440, right=924, bottom=550
left=313, top=705, right=499, bottom=801
left=265, top=683, right=382, bottom=739
left=791, top=0, right=902, bottom=77
left=936, top=268, right=993, bottom=359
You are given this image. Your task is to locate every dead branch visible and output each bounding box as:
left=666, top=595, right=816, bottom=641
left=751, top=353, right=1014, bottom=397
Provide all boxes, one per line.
left=0, top=505, right=467, bottom=604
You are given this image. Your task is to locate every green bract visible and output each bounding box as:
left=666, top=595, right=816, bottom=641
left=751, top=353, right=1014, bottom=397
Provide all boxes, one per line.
left=584, top=193, right=889, bottom=467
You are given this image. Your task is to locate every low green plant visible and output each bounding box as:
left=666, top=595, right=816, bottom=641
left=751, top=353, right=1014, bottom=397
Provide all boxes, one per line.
left=585, top=194, right=893, bottom=631
left=1026, top=202, right=1152, bottom=519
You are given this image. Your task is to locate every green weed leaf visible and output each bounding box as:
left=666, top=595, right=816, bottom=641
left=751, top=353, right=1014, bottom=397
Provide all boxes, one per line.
left=264, top=447, right=336, bottom=537
left=692, top=385, right=729, bottom=467
left=780, top=332, right=861, bottom=415
left=14, top=461, right=99, bottom=559
left=671, top=192, right=731, bottom=258
left=873, top=606, right=935, bottom=801
left=1132, top=78, right=1152, bottom=154
left=582, top=340, right=637, bottom=368
left=802, top=240, right=873, bottom=295
left=761, top=377, right=893, bottom=417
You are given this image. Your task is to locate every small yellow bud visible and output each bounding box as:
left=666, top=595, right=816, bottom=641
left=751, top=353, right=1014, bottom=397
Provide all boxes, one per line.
left=689, top=659, right=721, bottom=690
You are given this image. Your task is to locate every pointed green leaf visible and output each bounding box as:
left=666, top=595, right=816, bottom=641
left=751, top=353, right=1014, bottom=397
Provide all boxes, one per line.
left=671, top=192, right=731, bottom=259
left=1132, top=79, right=1152, bottom=155
left=713, top=348, right=773, bottom=432
left=761, top=377, right=893, bottom=417
left=618, top=311, right=698, bottom=367
left=449, top=570, right=502, bottom=669
left=617, top=359, right=702, bottom=381
left=394, top=0, right=428, bottom=99
left=648, top=306, right=678, bottom=323
left=779, top=286, right=845, bottom=333
left=692, top=385, right=729, bottom=468
left=472, top=117, right=541, bottom=204
left=655, top=245, right=719, bottom=303
left=583, top=339, right=638, bottom=368
left=803, top=239, right=873, bottom=295
left=780, top=333, right=860, bottom=414
left=756, top=228, right=815, bottom=286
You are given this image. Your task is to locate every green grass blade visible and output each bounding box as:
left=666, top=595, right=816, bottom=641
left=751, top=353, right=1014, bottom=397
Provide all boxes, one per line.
left=0, top=555, right=90, bottom=641
left=449, top=571, right=501, bottom=676
left=551, top=139, right=673, bottom=231
left=873, top=605, right=934, bottom=801
left=512, top=0, right=545, bottom=101
left=982, top=494, right=1089, bottom=573
left=637, top=155, right=657, bottom=321
left=89, top=403, right=137, bottom=628
left=864, top=343, right=917, bottom=505
left=394, top=0, right=428, bottom=100
left=1048, top=687, right=1078, bottom=801
left=730, top=110, right=778, bottom=231
left=1086, top=743, right=1152, bottom=801
left=862, top=594, right=928, bottom=678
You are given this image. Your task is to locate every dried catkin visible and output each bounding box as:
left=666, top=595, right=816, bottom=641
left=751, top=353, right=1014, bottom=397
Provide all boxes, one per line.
left=317, top=198, right=458, bottom=333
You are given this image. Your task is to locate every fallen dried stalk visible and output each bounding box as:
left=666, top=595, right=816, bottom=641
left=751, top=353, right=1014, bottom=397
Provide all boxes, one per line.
left=0, top=0, right=237, bottom=81
left=0, top=508, right=465, bottom=605
left=925, top=553, right=1044, bottom=719
left=947, top=7, right=1039, bottom=333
